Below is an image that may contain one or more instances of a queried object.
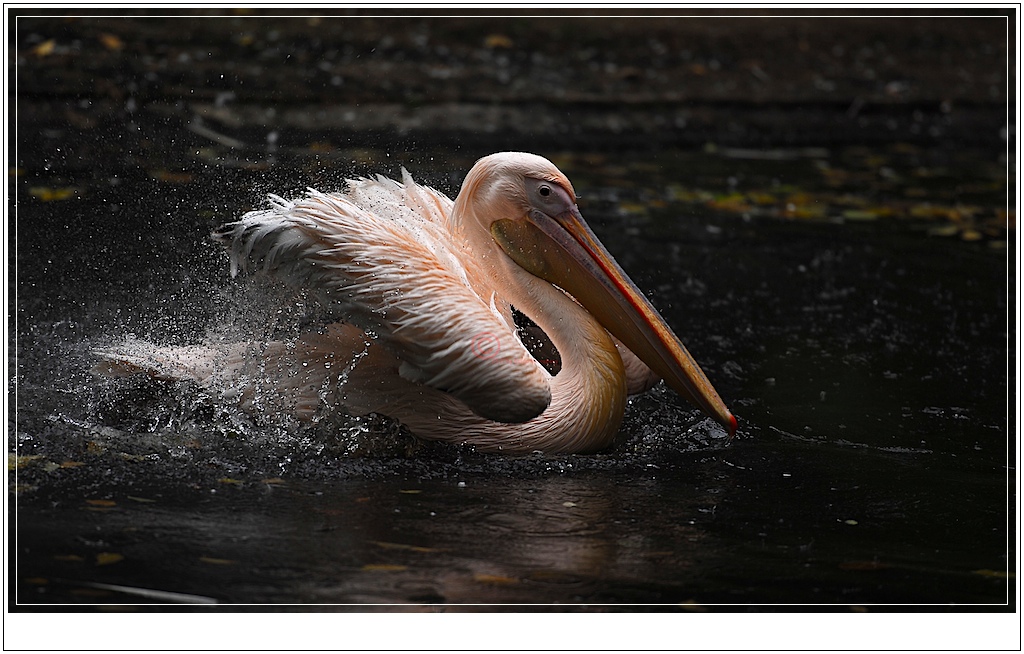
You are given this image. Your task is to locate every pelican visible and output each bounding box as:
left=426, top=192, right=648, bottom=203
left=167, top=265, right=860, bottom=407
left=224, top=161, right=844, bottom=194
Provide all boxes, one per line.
left=97, top=152, right=736, bottom=453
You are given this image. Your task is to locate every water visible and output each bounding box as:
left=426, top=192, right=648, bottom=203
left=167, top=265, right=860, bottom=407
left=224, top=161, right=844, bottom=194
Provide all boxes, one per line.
left=9, top=14, right=1013, bottom=625
left=12, top=141, right=1011, bottom=612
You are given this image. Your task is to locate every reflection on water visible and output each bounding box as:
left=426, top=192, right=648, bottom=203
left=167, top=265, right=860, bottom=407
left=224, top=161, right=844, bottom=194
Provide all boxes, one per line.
left=13, top=138, right=1009, bottom=607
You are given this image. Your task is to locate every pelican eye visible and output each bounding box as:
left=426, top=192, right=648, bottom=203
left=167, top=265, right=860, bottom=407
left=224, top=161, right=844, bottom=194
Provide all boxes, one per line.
left=525, top=177, right=572, bottom=214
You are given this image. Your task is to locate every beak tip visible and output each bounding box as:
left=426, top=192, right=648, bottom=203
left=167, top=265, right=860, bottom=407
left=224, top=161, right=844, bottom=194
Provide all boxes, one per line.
left=726, top=412, right=738, bottom=439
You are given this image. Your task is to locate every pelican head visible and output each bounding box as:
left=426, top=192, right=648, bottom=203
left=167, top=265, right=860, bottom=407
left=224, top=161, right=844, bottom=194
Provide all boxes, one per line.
left=453, top=152, right=737, bottom=437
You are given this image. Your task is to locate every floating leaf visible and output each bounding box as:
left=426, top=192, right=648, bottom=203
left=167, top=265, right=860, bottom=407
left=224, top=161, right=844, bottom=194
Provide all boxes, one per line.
left=199, top=556, right=236, bottom=565
left=127, top=496, right=156, bottom=503
left=927, top=225, right=960, bottom=237
left=59, top=460, right=85, bottom=468
left=217, top=477, right=242, bottom=485
left=484, top=34, right=513, bottom=49
left=99, top=33, right=123, bottom=51
left=9, top=454, right=44, bottom=470
left=841, top=209, right=882, bottom=221
left=260, top=477, right=285, bottom=485
left=373, top=541, right=438, bottom=553
left=398, top=489, right=421, bottom=494
left=617, top=202, right=649, bottom=216
left=86, top=499, right=117, bottom=507
left=361, top=564, right=408, bottom=572
left=95, top=552, right=124, bottom=566
left=29, top=186, right=77, bottom=201
left=707, top=193, right=752, bottom=213
left=748, top=191, right=779, bottom=206
left=32, top=39, right=56, bottom=56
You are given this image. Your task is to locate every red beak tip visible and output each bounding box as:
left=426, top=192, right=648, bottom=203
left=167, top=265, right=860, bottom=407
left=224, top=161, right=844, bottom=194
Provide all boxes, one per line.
left=727, top=413, right=738, bottom=438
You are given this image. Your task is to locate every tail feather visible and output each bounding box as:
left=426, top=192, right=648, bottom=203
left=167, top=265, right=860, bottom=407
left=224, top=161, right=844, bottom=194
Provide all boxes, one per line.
left=92, top=324, right=375, bottom=422
left=92, top=343, right=241, bottom=385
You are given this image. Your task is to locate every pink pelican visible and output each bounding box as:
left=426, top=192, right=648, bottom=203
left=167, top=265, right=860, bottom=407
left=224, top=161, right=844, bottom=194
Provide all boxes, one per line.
left=98, top=152, right=736, bottom=453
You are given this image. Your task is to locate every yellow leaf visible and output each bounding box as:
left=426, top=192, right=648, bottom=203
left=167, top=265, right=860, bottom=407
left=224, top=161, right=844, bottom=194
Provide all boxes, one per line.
left=373, top=541, right=437, bottom=553
left=8, top=454, right=44, bottom=470
left=841, top=209, right=880, bottom=221
left=95, top=552, right=124, bottom=566
left=59, top=461, right=85, bottom=468
left=199, top=556, right=236, bottom=565
left=217, top=477, right=242, bottom=485
left=927, top=225, right=959, bottom=237
left=29, top=186, right=77, bottom=201
left=32, top=39, right=56, bottom=56
left=618, top=202, right=649, bottom=216
left=398, top=489, right=421, bottom=494
left=260, top=478, right=285, bottom=485
left=484, top=34, right=514, bottom=49
left=748, top=192, right=778, bottom=206
left=99, top=33, right=123, bottom=51
left=86, top=499, right=117, bottom=507
left=361, top=564, right=407, bottom=572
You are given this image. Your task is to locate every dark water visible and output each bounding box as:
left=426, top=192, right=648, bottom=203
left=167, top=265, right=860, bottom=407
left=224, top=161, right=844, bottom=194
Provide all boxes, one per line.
left=12, top=141, right=1012, bottom=613
left=8, top=15, right=1014, bottom=630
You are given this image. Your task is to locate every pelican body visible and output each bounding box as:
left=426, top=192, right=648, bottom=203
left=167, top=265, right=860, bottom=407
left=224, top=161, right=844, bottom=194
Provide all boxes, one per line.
left=98, top=153, right=735, bottom=453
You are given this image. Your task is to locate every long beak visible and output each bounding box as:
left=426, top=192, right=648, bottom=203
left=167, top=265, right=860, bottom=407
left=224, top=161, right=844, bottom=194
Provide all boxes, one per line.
left=491, top=207, right=737, bottom=437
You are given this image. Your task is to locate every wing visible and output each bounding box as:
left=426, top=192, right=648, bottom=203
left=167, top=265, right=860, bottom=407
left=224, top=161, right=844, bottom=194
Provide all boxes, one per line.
left=213, top=174, right=551, bottom=424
